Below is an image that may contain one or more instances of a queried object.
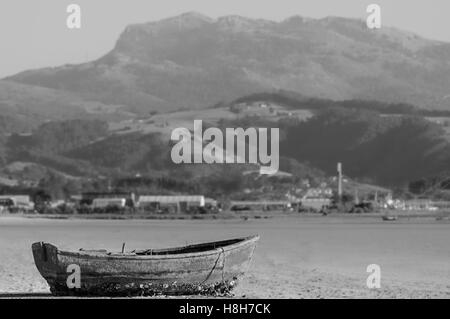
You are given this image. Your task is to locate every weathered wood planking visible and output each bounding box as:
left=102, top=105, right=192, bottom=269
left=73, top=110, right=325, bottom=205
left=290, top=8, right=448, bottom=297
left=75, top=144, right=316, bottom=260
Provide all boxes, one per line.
left=32, top=236, right=259, bottom=296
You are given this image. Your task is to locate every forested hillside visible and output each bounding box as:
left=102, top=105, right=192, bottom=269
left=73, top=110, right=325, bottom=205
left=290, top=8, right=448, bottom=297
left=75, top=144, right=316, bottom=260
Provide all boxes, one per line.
left=280, top=108, right=450, bottom=185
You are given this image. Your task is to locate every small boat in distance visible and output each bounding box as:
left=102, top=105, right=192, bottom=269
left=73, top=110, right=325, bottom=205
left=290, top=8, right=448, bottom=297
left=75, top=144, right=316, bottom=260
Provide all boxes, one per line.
left=32, top=235, right=259, bottom=297
left=382, top=215, right=398, bottom=221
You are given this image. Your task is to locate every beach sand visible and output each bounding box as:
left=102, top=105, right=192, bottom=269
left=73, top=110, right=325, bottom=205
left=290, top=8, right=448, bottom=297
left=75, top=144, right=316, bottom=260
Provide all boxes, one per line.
left=0, top=216, right=449, bottom=298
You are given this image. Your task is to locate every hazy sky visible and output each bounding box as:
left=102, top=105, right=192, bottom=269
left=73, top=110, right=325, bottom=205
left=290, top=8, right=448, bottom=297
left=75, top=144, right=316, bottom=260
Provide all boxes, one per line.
left=1, top=0, right=449, bottom=77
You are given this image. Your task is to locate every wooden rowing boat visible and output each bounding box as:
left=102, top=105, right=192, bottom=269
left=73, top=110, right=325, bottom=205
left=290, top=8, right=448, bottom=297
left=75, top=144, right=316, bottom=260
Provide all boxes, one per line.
left=32, top=235, right=259, bottom=296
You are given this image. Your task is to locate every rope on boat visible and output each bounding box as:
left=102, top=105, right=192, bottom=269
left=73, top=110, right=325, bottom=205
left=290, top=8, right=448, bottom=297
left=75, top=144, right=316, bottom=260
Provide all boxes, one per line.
left=220, top=247, right=225, bottom=282
left=201, top=247, right=226, bottom=285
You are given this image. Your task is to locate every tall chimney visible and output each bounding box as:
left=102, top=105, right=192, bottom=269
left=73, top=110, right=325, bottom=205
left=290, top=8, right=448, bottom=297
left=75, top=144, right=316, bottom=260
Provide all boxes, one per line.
left=337, top=162, right=343, bottom=201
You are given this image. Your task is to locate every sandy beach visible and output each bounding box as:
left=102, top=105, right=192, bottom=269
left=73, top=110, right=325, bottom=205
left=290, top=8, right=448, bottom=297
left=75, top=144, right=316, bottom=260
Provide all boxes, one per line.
left=0, top=216, right=449, bottom=298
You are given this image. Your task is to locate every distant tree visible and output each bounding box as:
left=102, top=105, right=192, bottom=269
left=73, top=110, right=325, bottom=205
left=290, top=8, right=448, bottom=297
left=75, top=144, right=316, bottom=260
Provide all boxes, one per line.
left=32, top=189, right=52, bottom=214
left=409, top=179, right=428, bottom=194
left=332, top=191, right=354, bottom=204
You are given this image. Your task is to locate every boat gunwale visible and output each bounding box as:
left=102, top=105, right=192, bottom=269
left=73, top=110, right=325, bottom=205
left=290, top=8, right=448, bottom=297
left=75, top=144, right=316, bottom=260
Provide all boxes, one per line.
left=46, top=235, right=259, bottom=261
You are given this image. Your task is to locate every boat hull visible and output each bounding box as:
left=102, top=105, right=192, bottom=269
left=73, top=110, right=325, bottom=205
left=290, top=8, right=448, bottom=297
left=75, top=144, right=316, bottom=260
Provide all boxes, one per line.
left=32, top=236, right=259, bottom=296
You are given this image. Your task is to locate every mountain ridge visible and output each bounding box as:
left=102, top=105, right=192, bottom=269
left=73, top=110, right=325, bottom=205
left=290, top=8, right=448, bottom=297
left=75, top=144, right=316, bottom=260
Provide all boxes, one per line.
left=5, top=12, right=450, bottom=114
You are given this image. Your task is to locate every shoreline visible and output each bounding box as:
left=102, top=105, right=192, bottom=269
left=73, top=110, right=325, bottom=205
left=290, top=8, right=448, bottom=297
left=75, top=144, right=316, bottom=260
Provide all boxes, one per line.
left=0, top=210, right=447, bottom=222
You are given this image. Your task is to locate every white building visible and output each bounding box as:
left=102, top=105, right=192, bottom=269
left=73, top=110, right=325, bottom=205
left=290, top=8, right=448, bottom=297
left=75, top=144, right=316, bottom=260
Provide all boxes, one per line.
left=0, top=195, right=33, bottom=209
left=92, top=198, right=127, bottom=208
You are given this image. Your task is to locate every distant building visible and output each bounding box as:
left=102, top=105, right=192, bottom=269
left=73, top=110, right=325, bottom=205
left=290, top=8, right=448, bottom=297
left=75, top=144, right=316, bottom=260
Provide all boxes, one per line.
left=92, top=198, right=127, bottom=209
left=50, top=200, right=66, bottom=208
left=137, top=195, right=205, bottom=213
left=301, top=197, right=332, bottom=211
left=404, top=200, right=438, bottom=211
left=0, top=195, right=34, bottom=213
left=300, top=188, right=333, bottom=211
left=69, top=195, right=83, bottom=203
left=205, top=198, right=218, bottom=208
left=0, top=195, right=33, bottom=209
left=304, top=188, right=333, bottom=198
left=81, top=192, right=135, bottom=206
left=229, top=201, right=292, bottom=212
left=384, top=199, right=440, bottom=211
left=0, top=198, right=15, bottom=215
